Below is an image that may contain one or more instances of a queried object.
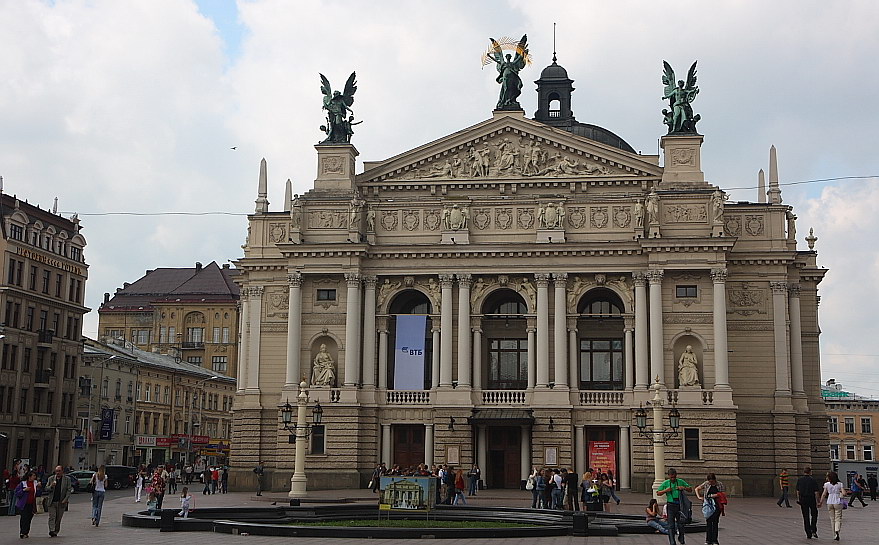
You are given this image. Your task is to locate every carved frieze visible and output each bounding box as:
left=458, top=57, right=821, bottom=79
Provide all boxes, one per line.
left=473, top=208, right=491, bottom=230
left=381, top=210, right=399, bottom=231
left=744, top=215, right=764, bottom=236
left=567, top=207, right=587, bottom=229
left=665, top=204, right=707, bottom=223
left=424, top=209, right=441, bottom=231
left=303, top=314, right=346, bottom=325
left=308, top=210, right=348, bottom=229
left=517, top=208, right=535, bottom=230
left=727, top=282, right=767, bottom=315
left=590, top=207, right=609, bottom=229
left=663, top=313, right=712, bottom=324
left=613, top=206, right=631, bottom=228
left=728, top=320, right=773, bottom=331
left=495, top=208, right=513, bottom=230
left=402, top=210, right=420, bottom=231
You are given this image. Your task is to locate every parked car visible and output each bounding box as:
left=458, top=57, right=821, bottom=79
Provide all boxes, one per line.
left=67, top=470, right=95, bottom=493
left=104, top=465, right=138, bottom=489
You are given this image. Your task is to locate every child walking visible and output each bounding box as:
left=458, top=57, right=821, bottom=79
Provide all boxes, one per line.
left=178, top=487, right=193, bottom=518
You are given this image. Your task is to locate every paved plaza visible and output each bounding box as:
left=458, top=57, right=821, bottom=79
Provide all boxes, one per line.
left=1, top=487, right=873, bottom=545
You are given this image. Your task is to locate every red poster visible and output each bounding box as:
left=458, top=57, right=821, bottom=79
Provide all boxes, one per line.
left=588, top=441, right=617, bottom=477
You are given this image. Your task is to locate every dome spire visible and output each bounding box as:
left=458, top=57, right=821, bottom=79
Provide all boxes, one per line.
left=552, top=22, right=557, bottom=63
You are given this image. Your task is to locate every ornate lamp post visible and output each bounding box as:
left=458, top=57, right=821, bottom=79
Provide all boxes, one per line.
left=634, top=377, right=682, bottom=500
left=281, top=381, right=322, bottom=498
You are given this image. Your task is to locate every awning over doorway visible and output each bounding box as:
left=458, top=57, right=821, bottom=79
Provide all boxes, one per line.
left=468, top=409, right=534, bottom=425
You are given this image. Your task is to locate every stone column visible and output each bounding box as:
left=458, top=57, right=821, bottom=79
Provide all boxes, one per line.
left=788, top=284, right=805, bottom=396
left=381, top=423, right=392, bottom=465
left=633, top=272, right=649, bottom=390
left=527, top=326, right=537, bottom=389
left=457, top=274, right=472, bottom=387
left=710, top=268, right=730, bottom=390
left=237, top=293, right=249, bottom=393
left=378, top=325, right=389, bottom=389
left=771, top=281, right=792, bottom=396
left=439, top=275, right=455, bottom=388
left=619, top=425, right=631, bottom=489
left=472, top=326, right=483, bottom=390
left=647, top=270, right=665, bottom=385
left=553, top=273, right=568, bottom=387
left=568, top=326, right=578, bottom=389
left=520, top=426, right=530, bottom=480
left=624, top=324, right=635, bottom=390
left=431, top=326, right=441, bottom=389
left=285, top=273, right=303, bottom=388
left=477, top=426, right=487, bottom=482
left=575, top=425, right=586, bottom=476
left=246, top=287, right=263, bottom=394
left=362, top=276, right=378, bottom=388
left=343, top=273, right=362, bottom=387
left=425, top=424, right=434, bottom=467
left=536, top=273, right=551, bottom=388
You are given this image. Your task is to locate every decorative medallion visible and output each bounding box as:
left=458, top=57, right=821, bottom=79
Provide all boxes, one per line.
left=402, top=210, right=420, bottom=231
left=724, top=215, right=742, bottom=236
left=268, top=223, right=286, bottom=243
left=590, top=207, right=609, bottom=229
left=473, top=208, right=491, bottom=230
left=321, top=156, right=344, bottom=174
left=517, top=208, right=535, bottom=230
left=424, top=209, right=441, bottom=231
left=744, top=215, right=764, bottom=236
left=727, top=282, right=767, bottom=315
left=670, top=148, right=696, bottom=166
left=381, top=210, right=399, bottom=231
left=568, top=207, right=587, bottom=229
left=495, top=208, right=513, bottom=230
left=612, top=206, right=631, bottom=228
left=267, top=289, right=289, bottom=319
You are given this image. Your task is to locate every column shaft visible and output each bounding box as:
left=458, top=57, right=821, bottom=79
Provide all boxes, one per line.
left=568, top=328, right=578, bottom=389
left=285, top=274, right=302, bottom=388
left=378, top=330, right=389, bottom=389
left=247, top=287, right=263, bottom=393
left=647, top=270, right=665, bottom=385
left=431, top=328, right=441, bottom=389
left=472, top=329, right=482, bottom=390
left=771, top=281, right=791, bottom=395
left=477, top=426, right=487, bottom=484
left=425, top=424, right=434, bottom=467
left=343, top=274, right=362, bottom=387
left=575, top=425, right=586, bottom=476
left=711, top=269, right=730, bottom=389
left=634, top=272, right=649, bottom=390
left=553, top=273, right=568, bottom=387
left=362, top=277, right=378, bottom=387
left=457, top=274, right=472, bottom=387
left=527, top=327, right=536, bottom=389
left=381, top=424, right=392, bottom=465
left=624, top=327, right=634, bottom=390
left=520, top=426, right=530, bottom=480
left=536, top=274, right=551, bottom=387
left=619, top=425, right=631, bottom=489
left=789, top=284, right=805, bottom=395
left=439, top=275, right=454, bottom=387
left=237, top=295, right=249, bottom=392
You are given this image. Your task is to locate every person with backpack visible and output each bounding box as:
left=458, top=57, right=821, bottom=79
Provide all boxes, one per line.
left=657, top=468, right=693, bottom=545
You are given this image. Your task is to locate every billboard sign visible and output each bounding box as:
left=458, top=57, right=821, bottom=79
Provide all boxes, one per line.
left=379, top=476, right=436, bottom=511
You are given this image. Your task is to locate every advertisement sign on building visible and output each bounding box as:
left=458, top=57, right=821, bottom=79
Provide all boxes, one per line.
left=99, top=408, right=114, bottom=441
left=394, top=315, right=427, bottom=390
left=588, top=440, right=617, bottom=477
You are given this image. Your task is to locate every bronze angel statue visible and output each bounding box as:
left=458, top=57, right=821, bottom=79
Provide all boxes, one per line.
left=662, top=61, right=701, bottom=134
left=319, top=72, right=359, bottom=144
left=488, top=35, right=529, bottom=110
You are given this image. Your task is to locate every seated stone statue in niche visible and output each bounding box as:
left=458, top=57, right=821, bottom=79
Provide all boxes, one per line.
left=678, top=345, right=700, bottom=387
left=311, top=343, right=336, bottom=387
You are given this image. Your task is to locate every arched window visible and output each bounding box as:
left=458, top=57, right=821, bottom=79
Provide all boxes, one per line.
left=387, top=290, right=433, bottom=390
left=577, top=289, right=625, bottom=390
left=482, top=290, right=528, bottom=390
left=548, top=92, right=561, bottom=117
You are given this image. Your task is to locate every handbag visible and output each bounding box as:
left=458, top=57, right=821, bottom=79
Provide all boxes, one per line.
left=36, top=498, right=47, bottom=514
left=86, top=481, right=95, bottom=493
left=840, top=498, right=848, bottom=510
left=367, top=479, right=374, bottom=489
left=701, top=498, right=716, bottom=519
left=679, top=491, right=693, bottom=524
left=525, top=477, right=534, bottom=490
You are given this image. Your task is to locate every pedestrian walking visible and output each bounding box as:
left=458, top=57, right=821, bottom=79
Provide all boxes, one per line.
left=178, top=487, right=193, bottom=518
left=134, top=470, right=144, bottom=502
left=453, top=469, right=467, bottom=505
left=44, top=466, right=72, bottom=537
left=202, top=468, right=212, bottom=495
left=168, top=467, right=178, bottom=495
left=211, top=467, right=220, bottom=494
left=184, top=464, right=193, bottom=484
left=7, top=461, right=22, bottom=516
left=819, top=471, right=846, bottom=541
left=370, top=463, right=384, bottom=493
left=695, top=473, right=723, bottom=545
left=796, top=466, right=821, bottom=539
left=221, top=467, right=228, bottom=493
left=868, top=474, right=878, bottom=502
left=253, top=461, right=265, bottom=496
left=14, top=470, right=42, bottom=538
left=151, top=468, right=166, bottom=510
left=600, top=473, right=614, bottom=513
left=606, top=470, right=622, bottom=505
left=467, top=464, right=480, bottom=496
left=849, top=474, right=868, bottom=507
left=89, top=466, right=109, bottom=527
left=657, top=468, right=693, bottom=545
left=777, top=469, right=792, bottom=507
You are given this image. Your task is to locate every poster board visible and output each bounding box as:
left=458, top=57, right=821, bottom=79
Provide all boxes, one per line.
left=393, top=315, right=427, bottom=389
left=446, top=445, right=460, bottom=465
left=588, top=440, right=617, bottom=477
left=544, top=446, right=558, bottom=466
left=379, top=476, right=436, bottom=511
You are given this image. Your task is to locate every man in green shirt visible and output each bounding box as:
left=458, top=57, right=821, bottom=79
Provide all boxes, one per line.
left=657, top=468, right=693, bottom=545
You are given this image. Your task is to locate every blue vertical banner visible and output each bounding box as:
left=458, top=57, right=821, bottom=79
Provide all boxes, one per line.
left=394, top=315, right=427, bottom=390
left=100, top=408, right=114, bottom=441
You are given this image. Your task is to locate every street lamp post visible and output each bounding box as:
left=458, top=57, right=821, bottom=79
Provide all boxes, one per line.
left=281, top=381, right=322, bottom=498
left=634, top=377, right=682, bottom=500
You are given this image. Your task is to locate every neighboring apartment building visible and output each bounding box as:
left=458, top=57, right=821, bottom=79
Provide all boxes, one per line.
left=97, top=261, right=240, bottom=380
left=81, top=337, right=236, bottom=468
left=824, top=379, right=878, bottom=465
left=0, top=193, right=88, bottom=470
left=229, top=52, right=828, bottom=495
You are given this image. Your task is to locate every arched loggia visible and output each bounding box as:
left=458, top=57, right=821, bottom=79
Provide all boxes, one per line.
left=386, top=290, right=433, bottom=390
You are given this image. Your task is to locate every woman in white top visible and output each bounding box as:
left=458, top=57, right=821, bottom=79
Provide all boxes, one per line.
left=819, top=471, right=846, bottom=541
left=134, top=470, right=144, bottom=502
left=90, top=465, right=109, bottom=526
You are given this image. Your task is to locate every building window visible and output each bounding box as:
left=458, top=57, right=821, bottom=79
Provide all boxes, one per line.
left=310, top=425, right=326, bottom=454
left=55, top=274, right=63, bottom=297
left=676, top=285, right=698, bottom=298
left=144, top=384, right=150, bottom=402
left=316, top=289, right=337, bottom=301
left=153, top=384, right=161, bottom=403
left=212, top=327, right=221, bottom=344
left=845, top=444, right=856, bottom=460
left=212, top=356, right=228, bottom=372
left=132, top=329, right=150, bottom=345
left=487, top=339, right=527, bottom=390
left=862, top=417, right=872, bottom=434
left=29, top=266, right=38, bottom=290
left=579, top=339, right=624, bottom=390
left=864, top=445, right=875, bottom=461
left=70, top=247, right=81, bottom=261
left=136, top=382, right=141, bottom=400
left=127, top=381, right=133, bottom=400
left=159, top=327, right=167, bottom=343
left=164, top=386, right=170, bottom=405
left=845, top=417, right=855, bottom=434
left=101, top=378, right=109, bottom=398
left=41, top=270, right=51, bottom=294
left=684, top=428, right=701, bottom=460
left=9, top=223, right=24, bottom=241
left=828, top=417, right=839, bottom=433
left=222, top=327, right=230, bottom=343
left=115, top=379, right=121, bottom=399
left=187, top=356, right=203, bottom=365
left=125, top=415, right=131, bottom=435
left=186, top=327, right=204, bottom=344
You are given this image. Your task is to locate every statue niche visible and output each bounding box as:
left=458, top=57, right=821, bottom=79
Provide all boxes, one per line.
left=673, top=338, right=703, bottom=389
left=310, top=339, right=338, bottom=387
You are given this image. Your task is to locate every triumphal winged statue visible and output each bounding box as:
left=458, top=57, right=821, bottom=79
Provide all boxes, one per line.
left=662, top=61, right=701, bottom=134
left=319, top=72, right=359, bottom=144
left=488, top=35, right=529, bottom=110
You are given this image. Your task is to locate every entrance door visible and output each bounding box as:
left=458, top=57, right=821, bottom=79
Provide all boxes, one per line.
left=487, top=426, right=521, bottom=488
left=393, top=425, right=425, bottom=469
left=586, top=427, right=620, bottom=486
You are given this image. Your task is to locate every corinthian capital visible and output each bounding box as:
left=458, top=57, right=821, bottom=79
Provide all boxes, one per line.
left=457, top=273, right=472, bottom=287
left=363, top=275, right=378, bottom=289
left=438, top=274, right=455, bottom=288
left=553, top=272, right=568, bottom=286
left=632, top=271, right=648, bottom=287
left=788, top=283, right=801, bottom=297
left=249, top=286, right=264, bottom=297
left=287, top=272, right=303, bottom=287
left=770, top=281, right=788, bottom=295
left=710, top=268, right=728, bottom=283
left=344, top=273, right=361, bottom=287
left=647, top=269, right=664, bottom=284
left=535, top=273, right=552, bottom=287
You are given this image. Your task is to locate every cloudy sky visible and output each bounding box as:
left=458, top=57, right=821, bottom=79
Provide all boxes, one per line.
left=2, top=0, right=877, bottom=395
